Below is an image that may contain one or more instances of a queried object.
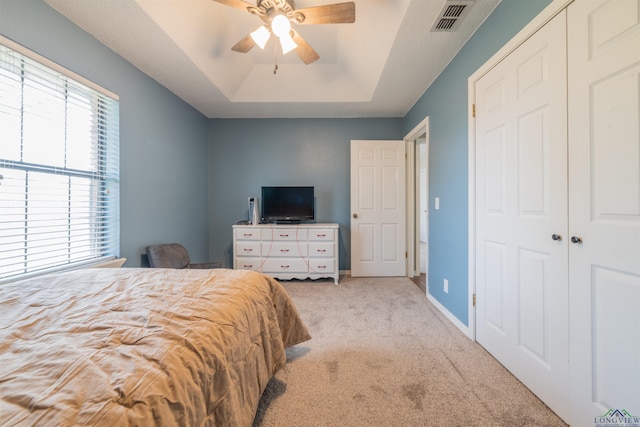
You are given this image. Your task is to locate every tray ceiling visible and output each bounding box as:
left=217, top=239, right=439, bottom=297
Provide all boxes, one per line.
left=44, top=0, right=500, bottom=118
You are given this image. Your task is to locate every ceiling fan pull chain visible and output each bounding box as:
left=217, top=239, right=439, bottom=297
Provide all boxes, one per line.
left=274, top=39, right=279, bottom=75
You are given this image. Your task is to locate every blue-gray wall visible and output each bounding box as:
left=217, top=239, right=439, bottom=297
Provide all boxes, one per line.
left=208, top=118, right=402, bottom=269
left=403, top=0, right=552, bottom=326
left=0, top=0, right=211, bottom=266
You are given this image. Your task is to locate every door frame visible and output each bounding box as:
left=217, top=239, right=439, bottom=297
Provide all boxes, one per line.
left=404, top=117, right=429, bottom=285
left=467, top=0, right=573, bottom=341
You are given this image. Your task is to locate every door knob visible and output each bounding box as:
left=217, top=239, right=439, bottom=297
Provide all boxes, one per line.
left=570, top=236, right=583, bottom=244
left=551, top=234, right=562, bottom=241
left=353, top=213, right=358, bottom=219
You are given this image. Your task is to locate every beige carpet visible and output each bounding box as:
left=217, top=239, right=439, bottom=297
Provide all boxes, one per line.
left=254, top=276, right=567, bottom=427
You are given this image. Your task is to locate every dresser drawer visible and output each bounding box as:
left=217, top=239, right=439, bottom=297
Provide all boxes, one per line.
left=262, top=258, right=308, bottom=273
left=234, top=227, right=261, bottom=240
left=309, top=242, right=334, bottom=258
left=235, top=257, right=262, bottom=271
left=262, top=228, right=308, bottom=241
left=308, top=258, right=335, bottom=274
left=236, top=241, right=260, bottom=257
left=308, top=228, right=335, bottom=241
left=263, top=242, right=307, bottom=257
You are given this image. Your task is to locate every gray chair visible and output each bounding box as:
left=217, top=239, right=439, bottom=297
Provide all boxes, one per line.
left=145, top=243, right=220, bottom=269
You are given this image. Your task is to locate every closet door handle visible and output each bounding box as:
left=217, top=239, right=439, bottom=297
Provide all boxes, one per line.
left=551, top=234, right=562, bottom=241
left=570, top=236, right=583, bottom=244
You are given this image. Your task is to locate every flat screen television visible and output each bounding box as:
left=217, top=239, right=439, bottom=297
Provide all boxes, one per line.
left=261, top=186, right=315, bottom=223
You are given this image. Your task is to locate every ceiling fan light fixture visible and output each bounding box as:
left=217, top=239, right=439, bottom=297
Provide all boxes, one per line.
left=215, top=0, right=356, bottom=66
left=250, top=25, right=270, bottom=49
left=279, top=32, right=297, bottom=54
left=271, top=14, right=291, bottom=38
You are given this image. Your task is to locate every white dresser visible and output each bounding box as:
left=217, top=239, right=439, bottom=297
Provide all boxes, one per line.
left=233, top=223, right=339, bottom=284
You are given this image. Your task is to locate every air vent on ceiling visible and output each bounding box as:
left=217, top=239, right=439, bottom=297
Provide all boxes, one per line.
left=431, top=0, right=475, bottom=32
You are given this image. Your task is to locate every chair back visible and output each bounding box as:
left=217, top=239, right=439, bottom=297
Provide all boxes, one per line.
left=145, top=243, right=191, bottom=269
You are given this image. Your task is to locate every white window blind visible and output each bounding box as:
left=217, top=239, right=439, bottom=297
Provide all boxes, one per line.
left=0, top=38, right=120, bottom=281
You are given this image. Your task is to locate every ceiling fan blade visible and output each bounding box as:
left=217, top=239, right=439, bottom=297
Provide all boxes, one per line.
left=291, top=30, right=320, bottom=64
left=294, top=2, right=355, bottom=24
left=231, top=33, right=256, bottom=53
left=211, top=0, right=255, bottom=12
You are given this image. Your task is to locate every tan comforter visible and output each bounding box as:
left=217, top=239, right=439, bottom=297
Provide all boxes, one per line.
left=0, top=268, right=310, bottom=426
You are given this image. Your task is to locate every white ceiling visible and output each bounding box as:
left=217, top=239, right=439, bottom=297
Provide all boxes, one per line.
left=44, top=0, right=500, bottom=118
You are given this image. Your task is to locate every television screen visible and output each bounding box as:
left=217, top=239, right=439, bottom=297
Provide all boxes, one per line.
left=261, top=186, right=315, bottom=223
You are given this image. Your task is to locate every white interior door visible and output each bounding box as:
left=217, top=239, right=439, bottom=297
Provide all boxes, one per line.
left=475, top=11, right=570, bottom=422
left=350, top=140, right=406, bottom=277
left=419, top=168, right=427, bottom=244
left=568, top=0, right=640, bottom=423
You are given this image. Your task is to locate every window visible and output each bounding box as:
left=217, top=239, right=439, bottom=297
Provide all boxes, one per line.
left=0, top=37, right=120, bottom=282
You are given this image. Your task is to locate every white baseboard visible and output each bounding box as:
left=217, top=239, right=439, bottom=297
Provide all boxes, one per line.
left=426, top=292, right=473, bottom=339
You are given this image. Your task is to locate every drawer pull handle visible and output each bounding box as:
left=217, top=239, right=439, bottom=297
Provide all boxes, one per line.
left=279, top=234, right=289, bottom=238
left=281, top=265, right=290, bottom=269
left=243, top=233, right=253, bottom=237
left=317, top=249, right=326, bottom=253
left=243, top=264, right=254, bottom=268
left=280, top=249, right=290, bottom=253
left=317, top=265, right=327, bottom=269
left=317, top=234, right=326, bottom=237
left=243, top=248, right=253, bottom=252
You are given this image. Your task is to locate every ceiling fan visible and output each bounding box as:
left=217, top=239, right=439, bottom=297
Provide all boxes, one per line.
left=213, top=0, right=356, bottom=65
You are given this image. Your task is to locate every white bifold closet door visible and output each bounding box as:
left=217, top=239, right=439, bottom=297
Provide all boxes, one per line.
left=567, top=0, right=640, bottom=424
left=474, top=10, right=570, bottom=422
left=475, top=1, right=640, bottom=425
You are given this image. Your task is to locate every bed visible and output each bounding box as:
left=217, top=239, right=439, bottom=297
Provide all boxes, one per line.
left=0, top=268, right=310, bottom=426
